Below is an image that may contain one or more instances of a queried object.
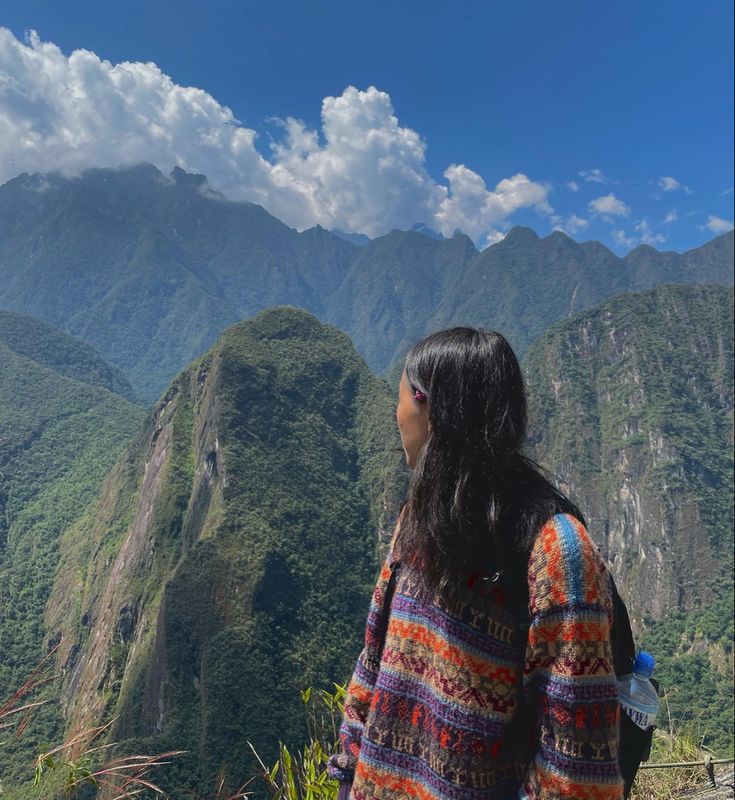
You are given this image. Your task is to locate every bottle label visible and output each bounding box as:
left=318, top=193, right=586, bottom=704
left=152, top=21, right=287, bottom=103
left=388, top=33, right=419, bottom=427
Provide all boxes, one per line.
left=622, top=704, right=654, bottom=730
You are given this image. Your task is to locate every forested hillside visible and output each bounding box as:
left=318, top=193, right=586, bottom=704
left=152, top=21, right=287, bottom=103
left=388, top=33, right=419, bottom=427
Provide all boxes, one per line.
left=0, top=312, right=146, bottom=779
left=31, top=307, right=407, bottom=797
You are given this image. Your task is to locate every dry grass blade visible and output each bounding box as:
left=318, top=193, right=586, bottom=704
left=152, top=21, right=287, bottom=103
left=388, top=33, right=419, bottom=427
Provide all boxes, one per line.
left=0, top=642, right=61, bottom=743
left=33, top=712, right=187, bottom=799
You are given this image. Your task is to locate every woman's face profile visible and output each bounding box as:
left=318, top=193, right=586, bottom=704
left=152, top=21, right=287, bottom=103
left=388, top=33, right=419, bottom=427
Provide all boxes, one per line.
left=396, top=369, right=430, bottom=469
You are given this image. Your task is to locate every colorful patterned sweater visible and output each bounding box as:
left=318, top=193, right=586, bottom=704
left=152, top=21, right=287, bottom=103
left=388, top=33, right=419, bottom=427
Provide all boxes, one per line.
left=327, top=513, right=624, bottom=800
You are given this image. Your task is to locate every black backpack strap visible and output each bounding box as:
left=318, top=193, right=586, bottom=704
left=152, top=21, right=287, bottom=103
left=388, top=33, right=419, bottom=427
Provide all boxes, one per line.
left=608, top=571, right=635, bottom=677
left=496, top=562, right=537, bottom=763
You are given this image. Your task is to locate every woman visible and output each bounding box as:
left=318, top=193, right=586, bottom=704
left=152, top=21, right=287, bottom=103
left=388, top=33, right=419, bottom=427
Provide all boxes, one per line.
left=327, top=327, right=624, bottom=800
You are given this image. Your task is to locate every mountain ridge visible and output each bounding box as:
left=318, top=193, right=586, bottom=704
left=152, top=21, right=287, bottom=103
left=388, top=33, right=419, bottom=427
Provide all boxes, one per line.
left=1, top=163, right=731, bottom=404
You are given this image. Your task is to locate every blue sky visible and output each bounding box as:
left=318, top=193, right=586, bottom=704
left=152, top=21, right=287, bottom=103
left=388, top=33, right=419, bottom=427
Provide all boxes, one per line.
left=1, top=0, right=733, bottom=252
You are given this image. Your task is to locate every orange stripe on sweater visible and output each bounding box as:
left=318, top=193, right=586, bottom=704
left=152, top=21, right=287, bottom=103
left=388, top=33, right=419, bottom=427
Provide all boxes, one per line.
left=537, top=765, right=623, bottom=800
left=390, top=617, right=517, bottom=684
left=356, top=759, right=443, bottom=800
left=528, top=619, right=610, bottom=645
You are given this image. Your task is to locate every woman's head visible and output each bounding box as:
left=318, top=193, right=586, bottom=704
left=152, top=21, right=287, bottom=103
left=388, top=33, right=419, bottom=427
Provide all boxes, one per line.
left=397, top=327, right=527, bottom=471
left=394, top=326, right=580, bottom=605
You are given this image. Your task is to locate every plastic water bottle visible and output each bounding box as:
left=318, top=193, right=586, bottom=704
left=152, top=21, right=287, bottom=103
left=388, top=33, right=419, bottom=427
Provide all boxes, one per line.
left=618, top=651, right=660, bottom=730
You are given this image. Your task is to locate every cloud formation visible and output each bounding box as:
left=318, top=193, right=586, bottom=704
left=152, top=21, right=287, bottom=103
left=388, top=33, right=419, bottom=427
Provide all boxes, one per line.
left=0, top=27, right=554, bottom=244
left=589, top=193, right=630, bottom=218
left=552, top=213, right=589, bottom=235
left=706, top=215, right=734, bottom=234
left=579, top=168, right=609, bottom=184
left=658, top=176, right=680, bottom=192
left=434, top=167, right=552, bottom=246
left=656, top=175, right=692, bottom=195
left=634, top=218, right=665, bottom=245
left=612, top=230, right=635, bottom=248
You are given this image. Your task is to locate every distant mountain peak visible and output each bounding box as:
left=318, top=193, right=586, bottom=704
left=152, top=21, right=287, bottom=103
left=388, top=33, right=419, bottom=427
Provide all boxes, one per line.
left=330, top=228, right=371, bottom=247
left=410, top=222, right=444, bottom=241
left=547, top=229, right=573, bottom=243
left=504, top=225, right=539, bottom=243
left=169, top=165, right=211, bottom=190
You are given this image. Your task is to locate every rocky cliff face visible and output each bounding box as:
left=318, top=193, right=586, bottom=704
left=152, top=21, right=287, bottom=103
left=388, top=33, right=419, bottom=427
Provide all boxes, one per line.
left=524, top=284, right=734, bottom=627
left=44, top=306, right=407, bottom=795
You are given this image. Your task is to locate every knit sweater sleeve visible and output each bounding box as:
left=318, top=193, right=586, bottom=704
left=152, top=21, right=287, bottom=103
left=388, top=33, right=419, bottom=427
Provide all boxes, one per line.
left=326, top=552, right=396, bottom=795
left=519, top=513, right=625, bottom=800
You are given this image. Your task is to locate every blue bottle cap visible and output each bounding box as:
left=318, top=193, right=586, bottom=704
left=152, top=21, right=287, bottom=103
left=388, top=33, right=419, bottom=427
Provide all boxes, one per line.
left=633, top=651, right=655, bottom=678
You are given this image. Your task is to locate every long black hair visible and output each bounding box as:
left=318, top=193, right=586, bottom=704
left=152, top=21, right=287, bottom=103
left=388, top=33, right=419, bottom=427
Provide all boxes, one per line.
left=395, top=326, right=583, bottom=605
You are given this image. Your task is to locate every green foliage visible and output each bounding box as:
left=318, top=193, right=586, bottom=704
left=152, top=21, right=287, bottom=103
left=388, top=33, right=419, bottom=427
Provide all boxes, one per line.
left=642, top=587, right=734, bottom=756
left=27, top=307, right=406, bottom=799
left=247, top=682, right=348, bottom=800
left=631, top=726, right=712, bottom=800
left=0, top=320, right=146, bottom=784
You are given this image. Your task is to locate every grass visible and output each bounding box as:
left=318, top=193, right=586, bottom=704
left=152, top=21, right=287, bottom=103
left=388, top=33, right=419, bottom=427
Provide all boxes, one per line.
left=630, top=687, right=728, bottom=800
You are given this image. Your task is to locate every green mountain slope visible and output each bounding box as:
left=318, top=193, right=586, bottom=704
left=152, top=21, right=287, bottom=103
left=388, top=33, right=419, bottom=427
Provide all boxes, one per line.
left=525, top=283, right=733, bottom=618
left=524, top=283, right=734, bottom=754
left=0, top=166, right=356, bottom=402
left=41, top=307, right=407, bottom=797
left=0, top=310, right=136, bottom=400
left=327, top=228, right=477, bottom=373
left=0, top=315, right=146, bottom=780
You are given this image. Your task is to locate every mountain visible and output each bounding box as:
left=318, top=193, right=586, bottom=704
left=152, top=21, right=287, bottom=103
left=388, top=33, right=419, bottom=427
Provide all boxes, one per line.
left=327, top=228, right=478, bottom=373
left=432, top=226, right=734, bottom=368
left=40, top=307, right=407, bottom=797
left=2, top=285, right=732, bottom=790
left=0, top=165, right=731, bottom=404
left=524, top=282, right=734, bottom=753
left=0, top=313, right=146, bottom=781
left=330, top=228, right=371, bottom=246
left=525, top=282, right=733, bottom=620
left=0, top=310, right=136, bottom=401
left=0, top=165, right=356, bottom=403
left=410, top=222, right=444, bottom=240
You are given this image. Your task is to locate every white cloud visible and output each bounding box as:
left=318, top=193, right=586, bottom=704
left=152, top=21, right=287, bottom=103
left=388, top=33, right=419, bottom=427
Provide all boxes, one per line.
left=589, top=193, right=630, bottom=218
left=663, top=209, right=678, bottom=225
left=566, top=180, right=580, bottom=192
left=721, top=187, right=734, bottom=196
left=553, top=213, right=589, bottom=235
left=634, top=218, right=665, bottom=245
left=484, top=230, right=507, bottom=246
left=434, top=167, right=552, bottom=245
left=612, top=230, right=635, bottom=249
left=657, top=175, right=692, bottom=195
left=706, top=215, right=734, bottom=234
left=658, top=176, right=680, bottom=192
left=579, top=168, right=609, bottom=184
left=0, top=27, right=554, bottom=246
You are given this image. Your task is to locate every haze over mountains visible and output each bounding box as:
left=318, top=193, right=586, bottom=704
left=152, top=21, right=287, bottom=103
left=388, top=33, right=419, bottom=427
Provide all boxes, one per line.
left=1, top=164, right=732, bottom=403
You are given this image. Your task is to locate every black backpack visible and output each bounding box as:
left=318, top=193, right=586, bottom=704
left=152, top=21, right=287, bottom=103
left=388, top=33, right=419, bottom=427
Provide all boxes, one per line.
left=375, top=558, right=656, bottom=799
